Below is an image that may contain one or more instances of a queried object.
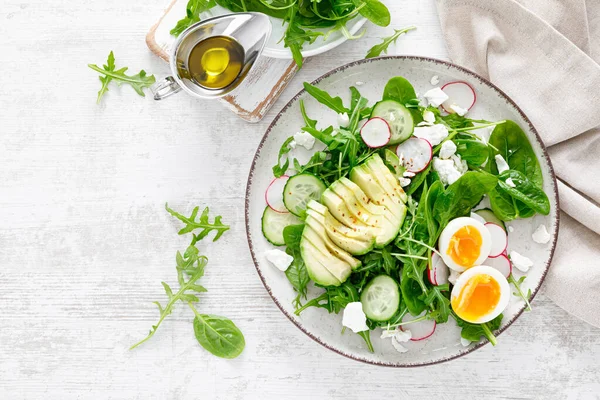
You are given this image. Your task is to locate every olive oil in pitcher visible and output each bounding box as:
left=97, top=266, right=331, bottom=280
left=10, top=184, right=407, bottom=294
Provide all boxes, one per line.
left=187, top=36, right=245, bottom=90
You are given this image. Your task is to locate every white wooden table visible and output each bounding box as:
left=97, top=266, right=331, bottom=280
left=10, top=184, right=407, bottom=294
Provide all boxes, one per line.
left=1, top=0, right=600, bottom=398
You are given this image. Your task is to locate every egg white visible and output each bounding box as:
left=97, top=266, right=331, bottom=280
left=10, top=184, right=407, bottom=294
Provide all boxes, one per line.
left=438, top=217, right=492, bottom=272
left=450, top=265, right=510, bottom=324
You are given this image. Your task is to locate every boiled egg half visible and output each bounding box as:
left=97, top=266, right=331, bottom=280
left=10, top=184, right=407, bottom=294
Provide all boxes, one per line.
left=450, top=265, right=510, bottom=323
left=438, top=217, right=491, bottom=272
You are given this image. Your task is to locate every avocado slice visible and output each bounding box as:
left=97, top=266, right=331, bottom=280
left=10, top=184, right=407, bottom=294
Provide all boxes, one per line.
left=306, top=211, right=374, bottom=256
left=305, top=217, right=361, bottom=269
left=306, top=205, right=373, bottom=240
left=364, top=154, right=408, bottom=204
left=302, top=225, right=353, bottom=283
left=321, top=189, right=372, bottom=230
left=350, top=165, right=403, bottom=219
left=300, top=238, right=342, bottom=287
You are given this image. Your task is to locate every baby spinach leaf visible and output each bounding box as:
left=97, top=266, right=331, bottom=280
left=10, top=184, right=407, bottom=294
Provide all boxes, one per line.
left=193, top=313, right=245, bottom=358
left=171, top=0, right=217, bottom=36
left=455, top=139, right=489, bottom=167
left=441, top=113, right=474, bottom=129
left=433, top=171, right=498, bottom=226
left=456, top=313, right=503, bottom=346
left=382, top=76, right=417, bottom=105
left=353, top=0, right=390, bottom=27
left=489, top=120, right=543, bottom=187
left=365, top=26, right=416, bottom=58
left=303, top=82, right=349, bottom=114
left=400, top=263, right=427, bottom=316
left=488, top=186, right=518, bottom=221
left=497, top=170, right=550, bottom=215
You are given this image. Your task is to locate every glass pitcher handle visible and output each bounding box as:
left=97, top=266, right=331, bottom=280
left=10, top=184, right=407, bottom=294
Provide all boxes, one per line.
left=152, top=76, right=182, bottom=100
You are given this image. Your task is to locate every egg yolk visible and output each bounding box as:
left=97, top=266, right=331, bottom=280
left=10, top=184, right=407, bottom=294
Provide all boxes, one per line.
left=446, top=225, right=482, bottom=268
left=451, top=274, right=501, bottom=321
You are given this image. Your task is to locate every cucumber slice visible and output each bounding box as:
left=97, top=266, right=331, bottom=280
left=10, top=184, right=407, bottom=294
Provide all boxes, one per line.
left=283, top=173, right=327, bottom=217
left=474, top=208, right=506, bottom=231
left=360, top=275, right=400, bottom=322
left=261, top=206, right=302, bottom=246
left=371, top=100, right=414, bottom=145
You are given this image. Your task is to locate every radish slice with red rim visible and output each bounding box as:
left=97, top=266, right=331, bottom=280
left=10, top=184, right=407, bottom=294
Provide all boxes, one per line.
left=400, top=311, right=437, bottom=341
left=430, top=253, right=449, bottom=286
left=360, top=117, right=391, bottom=148
left=265, top=175, right=290, bottom=213
left=486, top=222, right=508, bottom=257
left=485, top=254, right=512, bottom=278
left=396, top=137, right=432, bottom=173
left=440, top=81, right=477, bottom=113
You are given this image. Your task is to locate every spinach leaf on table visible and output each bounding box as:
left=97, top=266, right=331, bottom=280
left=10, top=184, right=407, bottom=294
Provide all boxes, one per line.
left=192, top=312, right=246, bottom=359
left=489, top=120, right=543, bottom=187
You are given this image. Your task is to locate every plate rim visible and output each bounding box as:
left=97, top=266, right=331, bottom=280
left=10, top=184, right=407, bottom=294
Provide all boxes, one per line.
left=244, top=56, right=560, bottom=367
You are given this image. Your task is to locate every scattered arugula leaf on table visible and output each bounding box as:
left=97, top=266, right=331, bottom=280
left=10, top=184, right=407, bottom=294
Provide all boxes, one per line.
left=365, top=26, right=416, bottom=59
left=165, top=203, right=230, bottom=242
left=88, top=51, right=155, bottom=103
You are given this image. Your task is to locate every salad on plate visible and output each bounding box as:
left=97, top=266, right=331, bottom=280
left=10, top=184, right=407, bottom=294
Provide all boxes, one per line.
left=260, top=75, right=551, bottom=353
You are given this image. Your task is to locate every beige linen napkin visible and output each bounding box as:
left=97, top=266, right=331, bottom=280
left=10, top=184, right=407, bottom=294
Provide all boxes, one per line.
left=435, top=0, right=600, bottom=327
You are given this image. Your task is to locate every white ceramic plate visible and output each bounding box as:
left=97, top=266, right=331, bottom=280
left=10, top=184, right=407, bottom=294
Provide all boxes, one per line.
left=204, top=6, right=367, bottom=59
left=245, top=57, right=559, bottom=366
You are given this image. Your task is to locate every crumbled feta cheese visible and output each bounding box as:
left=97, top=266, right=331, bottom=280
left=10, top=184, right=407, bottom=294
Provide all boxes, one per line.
left=381, top=328, right=411, bottom=342
left=451, top=154, right=468, bottom=173
left=342, top=302, right=369, bottom=333
left=355, top=81, right=364, bottom=86
left=460, top=338, right=471, bottom=347
left=505, top=177, right=516, bottom=187
left=439, top=140, right=457, bottom=159
left=264, top=249, right=293, bottom=272
left=532, top=224, right=551, bottom=244
left=433, top=157, right=462, bottom=185
left=293, top=131, right=316, bottom=150
left=448, top=269, right=461, bottom=285
left=380, top=329, right=396, bottom=339
left=413, top=124, right=449, bottom=146
left=495, top=154, right=510, bottom=173
left=331, top=129, right=339, bottom=137
left=337, top=112, right=350, bottom=128
left=449, top=103, right=469, bottom=116
left=403, top=171, right=416, bottom=178
left=399, top=177, right=411, bottom=187
left=423, top=87, right=449, bottom=107
left=510, top=251, right=533, bottom=272
left=391, top=337, right=409, bottom=353
left=423, top=110, right=436, bottom=124
left=507, top=225, right=514, bottom=233
left=288, top=140, right=297, bottom=150
left=430, top=75, right=440, bottom=85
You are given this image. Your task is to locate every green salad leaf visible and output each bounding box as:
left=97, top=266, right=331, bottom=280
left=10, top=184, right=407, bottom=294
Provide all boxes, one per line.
left=171, top=0, right=217, bottom=36
left=165, top=203, right=230, bottom=241
left=382, top=76, right=418, bottom=105
left=88, top=52, right=155, bottom=103
left=303, top=82, right=349, bottom=114
left=455, top=313, right=503, bottom=346
left=192, top=311, right=246, bottom=359
left=365, top=26, right=416, bottom=59
left=497, top=170, right=550, bottom=215
left=354, top=0, right=391, bottom=26
left=283, top=224, right=310, bottom=307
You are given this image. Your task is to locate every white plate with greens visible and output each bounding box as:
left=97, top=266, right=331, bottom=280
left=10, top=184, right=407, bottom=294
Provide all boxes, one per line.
left=245, top=56, right=559, bottom=366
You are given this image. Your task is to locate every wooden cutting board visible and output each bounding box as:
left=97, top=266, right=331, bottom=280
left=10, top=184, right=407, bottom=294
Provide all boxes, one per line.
left=146, top=0, right=298, bottom=123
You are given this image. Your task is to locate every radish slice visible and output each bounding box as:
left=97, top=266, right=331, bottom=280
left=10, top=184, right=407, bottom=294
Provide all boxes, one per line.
left=360, top=117, right=391, bottom=148
left=485, top=254, right=512, bottom=278
left=440, top=81, right=476, bottom=113
left=486, top=222, right=508, bottom=257
left=265, top=176, right=289, bottom=213
left=401, top=312, right=437, bottom=341
left=431, top=253, right=449, bottom=286
left=396, top=137, right=432, bottom=173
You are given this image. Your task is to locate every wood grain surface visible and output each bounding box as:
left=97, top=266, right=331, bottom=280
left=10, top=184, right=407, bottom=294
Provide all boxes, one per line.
left=1, top=0, right=599, bottom=399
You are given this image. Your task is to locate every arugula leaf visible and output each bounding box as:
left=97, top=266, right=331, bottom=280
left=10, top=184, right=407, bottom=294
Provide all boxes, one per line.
left=365, top=26, right=416, bottom=58
left=489, top=120, right=543, bottom=187
left=455, top=313, right=503, bottom=346
left=508, top=274, right=532, bottom=311
left=171, top=0, right=217, bottom=36
left=88, top=52, right=155, bottom=102
left=191, top=310, right=245, bottom=359
left=89, top=52, right=155, bottom=103
left=497, top=170, right=550, bottom=215
left=353, top=0, right=391, bottom=27
left=130, top=244, right=208, bottom=350
left=441, top=113, right=474, bottom=129
left=272, top=137, right=294, bottom=178
left=284, top=8, right=324, bottom=68
left=165, top=203, right=230, bottom=241
left=282, top=224, right=310, bottom=306
left=303, top=82, right=349, bottom=114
